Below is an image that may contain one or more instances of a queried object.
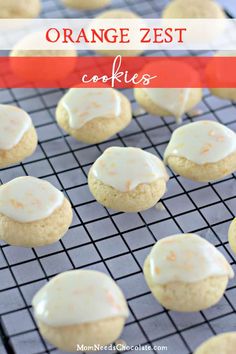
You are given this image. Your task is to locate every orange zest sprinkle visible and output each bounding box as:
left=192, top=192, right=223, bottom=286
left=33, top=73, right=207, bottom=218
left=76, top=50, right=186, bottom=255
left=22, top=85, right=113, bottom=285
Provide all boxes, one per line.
left=10, top=199, right=24, bottom=209
left=155, top=266, right=161, bottom=275
left=166, top=251, right=176, bottom=262
left=200, top=143, right=212, bottom=154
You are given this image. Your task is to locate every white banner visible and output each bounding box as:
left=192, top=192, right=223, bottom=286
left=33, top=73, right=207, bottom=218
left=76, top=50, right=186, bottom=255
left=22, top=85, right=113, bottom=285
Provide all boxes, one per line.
left=0, top=19, right=236, bottom=51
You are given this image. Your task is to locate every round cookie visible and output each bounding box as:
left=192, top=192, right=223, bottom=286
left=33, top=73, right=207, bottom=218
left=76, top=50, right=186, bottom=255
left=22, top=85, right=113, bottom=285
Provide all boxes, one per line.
left=144, top=233, right=234, bottom=312
left=164, top=120, right=236, bottom=182
left=88, top=146, right=169, bottom=212
left=32, top=269, right=129, bottom=352
left=0, top=176, right=72, bottom=247
left=162, top=0, right=225, bottom=19
left=194, top=332, right=236, bottom=354
left=94, top=9, right=143, bottom=56
left=134, top=86, right=202, bottom=123
left=0, top=104, right=37, bottom=168
left=0, top=0, right=41, bottom=18
left=228, top=218, right=236, bottom=255
left=209, top=51, right=236, bottom=101
left=56, top=88, right=132, bottom=144
left=10, top=32, right=77, bottom=82
left=62, top=0, right=110, bottom=10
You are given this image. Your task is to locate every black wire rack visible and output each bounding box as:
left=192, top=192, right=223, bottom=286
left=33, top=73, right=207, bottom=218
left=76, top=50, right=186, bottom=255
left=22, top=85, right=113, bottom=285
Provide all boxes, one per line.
left=0, top=0, right=236, bottom=353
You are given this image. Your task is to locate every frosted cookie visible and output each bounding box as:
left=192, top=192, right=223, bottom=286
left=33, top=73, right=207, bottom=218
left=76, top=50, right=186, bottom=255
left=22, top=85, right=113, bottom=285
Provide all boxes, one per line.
left=0, top=0, right=41, bottom=18
left=209, top=51, right=236, bottom=101
left=88, top=146, right=169, bottom=212
left=134, top=87, right=202, bottom=123
left=62, top=0, right=111, bottom=10
left=94, top=10, right=143, bottom=56
left=32, top=270, right=129, bottom=352
left=56, top=88, right=132, bottom=144
left=164, top=120, right=236, bottom=182
left=144, top=233, right=234, bottom=312
left=0, top=104, right=37, bottom=168
left=228, top=218, right=236, bottom=255
left=10, top=32, right=77, bottom=82
left=162, top=0, right=225, bottom=19
left=194, top=332, right=236, bottom=354
left=0, top=176, right=72, bottom=247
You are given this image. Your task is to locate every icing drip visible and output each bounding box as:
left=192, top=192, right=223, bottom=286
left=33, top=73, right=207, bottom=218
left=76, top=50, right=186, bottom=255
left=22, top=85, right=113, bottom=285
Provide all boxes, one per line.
left=91, top=147, right=169, bottom=192
left=62, top=88, right=122, bottom=129
left=0, top=176, right=64, bottom=222
left=149, top=233, right=234, bottom=284
left=144, top=88, right=190, bottom=121
left=32, top=270, right=129, bottom=326
left=0, top=104, right=31, bottom=150
left=164, top=120, right=236, bottom=164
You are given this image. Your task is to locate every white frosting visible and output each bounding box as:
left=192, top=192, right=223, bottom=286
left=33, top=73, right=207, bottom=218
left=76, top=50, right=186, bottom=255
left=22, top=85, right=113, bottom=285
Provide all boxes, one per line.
left=32, top=270, right=129, bottom=327
left=0, top=176, right=64, bottom=222
left=61, top=88, right=122, bottom=129
left=144, top=88, right=190, bottom=122
left=164, top=120, right=236, bottom=165
left=0, top=104, right=31, bottom=150
left=149, top=233, right=234, bottom=284
left=91, top=147, right=169, bottom=192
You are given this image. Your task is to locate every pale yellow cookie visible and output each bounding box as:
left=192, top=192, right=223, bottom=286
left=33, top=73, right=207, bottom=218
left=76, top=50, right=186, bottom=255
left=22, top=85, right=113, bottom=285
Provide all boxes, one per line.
left=0, top=105, right=37, bottom=169
left=134, top=87, right=202, bottom=122
left=144, top=234, right=234, bottom=312
left=10, top=32, right=77, bottom=82
left=0, top=0, right=41, bottom=18
left=88, top=146, right=169, bottom=212
left=56, top=88, right=132, bottom=144
left=228, top=218, right=236, bottom=255
left=194, top=332, right=236, bottom=354
left=0, top=177, right=73, bottom=247
left=62, top=0, right=111, bottom=11
left=94, top=9, right=143, bottom=56
left=32, top=270, right=129, bottom=352
left=162, top=0, right=225, bottom=19
left=208, top=51, right=236, bottom=101
left=164, top=120, right=236, bottom=182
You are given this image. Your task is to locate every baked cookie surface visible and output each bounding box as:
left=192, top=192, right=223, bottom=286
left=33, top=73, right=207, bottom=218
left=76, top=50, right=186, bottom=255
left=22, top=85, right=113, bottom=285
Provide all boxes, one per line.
left=62, top=0, right=111, bottom=10
left=194, top=332, right=236, bottom=354
left=0, top=0, right=41, bottom=18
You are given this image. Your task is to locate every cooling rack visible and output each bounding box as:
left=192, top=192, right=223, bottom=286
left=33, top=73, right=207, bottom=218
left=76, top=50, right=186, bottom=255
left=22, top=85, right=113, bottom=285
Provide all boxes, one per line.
left=0, top=0, right=236, bottom=353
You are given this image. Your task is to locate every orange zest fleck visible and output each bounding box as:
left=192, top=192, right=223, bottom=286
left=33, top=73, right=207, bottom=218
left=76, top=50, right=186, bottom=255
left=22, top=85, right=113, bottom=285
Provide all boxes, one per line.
left=125, top=179, right=132, bottom=191
left=10, top=199, right=24, bottom=209
left=200, top=143, right=212, bottom=154
left=166, top=250, right=176, bottom=262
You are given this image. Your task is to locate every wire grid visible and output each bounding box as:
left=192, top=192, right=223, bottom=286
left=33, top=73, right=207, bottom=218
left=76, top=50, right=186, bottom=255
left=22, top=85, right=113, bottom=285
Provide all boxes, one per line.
left=0, top=0, right=236, bottom=353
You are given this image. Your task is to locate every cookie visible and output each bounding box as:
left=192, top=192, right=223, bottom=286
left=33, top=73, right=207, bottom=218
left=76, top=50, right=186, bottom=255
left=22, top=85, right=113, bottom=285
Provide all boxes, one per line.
left=228, top=218, right=236, bottom=255
left=88, top=146, right=169, bottom=212
left=209, top=51, right=236, bottom=101
left=0, top=0, right=41, bottom=18
left=194, top=332, right=236, bottom=354
left=162, top=0, right=225, bottom=19
left=94, top=9, right=143, bottom=56
left=164, top=120, right=236, bottom=182
left=56, top=88, right=132, bottom=144
left=10, top=32, right=77, bottom=82
left=144, top=233, right=234, bottom=312
left=0, top=176, right=72, bottom=247
left=134, top=87, right=202, bottom=123
left=32, top=270, right=129, bottom=352
left=0, top=104, right=37, bottom=168
left=62, top=0, right=111, bottom=11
